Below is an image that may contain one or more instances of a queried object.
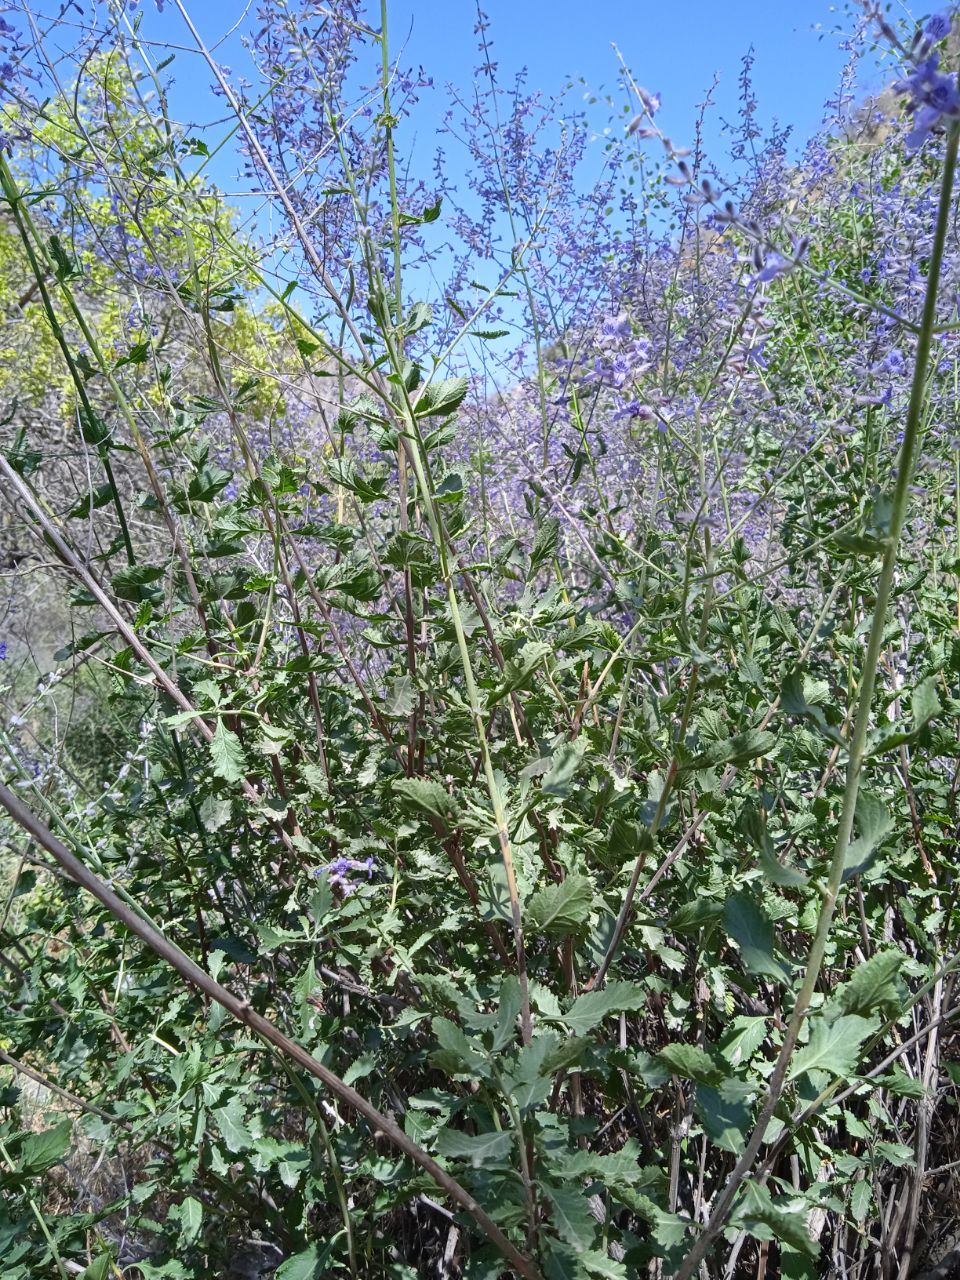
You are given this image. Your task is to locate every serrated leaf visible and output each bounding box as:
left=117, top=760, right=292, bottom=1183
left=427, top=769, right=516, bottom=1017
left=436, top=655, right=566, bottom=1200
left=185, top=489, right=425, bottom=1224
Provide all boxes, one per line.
left=490, top=640, right=553, bottom=701
left=724, top=893, right=791, bottom=981
left=782, top=670, right=844, bottom=744
left=531, top=516, right=561, bottom=573
left=528, top=874, right=593, bottom=936
left=504, top=1033, right=562, bottom=1111
left=870, top=675, right=941, bottom=754
left=19, top=1120, right=71, bottom=1174
left=199, top=795, right=232, bottom=832
left=697, top=1084, right=752, bottom=1154
left=562, top=982, right=646, bottom=1035
left=385, top=675, right=417, bottom=717
left=849, top=1180, right=871, bottom=1223
left=544, top=1184, right=596, bottom=1252
left=492, top=975, right=522, bottom=1051
left=720, top=1016, right=767, bottom=1067
left=393, top=776, right=458, bottom=822
left=843, top=791, right=893, bottom=880
left=833, top=949, right=903, bottom=1018
left=404, top=300, right=433, bottom=334
left=213, top=1098, right=254, bottom=1152
left=274, top=1242, right=338, bottom=1280
left=697, top=729, right=777, bottom=769
left=542, top=742, right=583, bottom=797
left=432, top=1017, right=489, bottom=1075
left=435, top=1128, right=514, bottom=1166
left=656, top=1043, right=725, bottom=1086
left=209, top=720, right=245, bottom=784
left=737, top=1182, right=817, bottom=1256
left=580, top=1251, right=629, bottom=1279
left=177, top=1195, right=202, bottom=1244
left=414, top=375, right=468, bottom=417
left=875, top=1140, right=915, bottom=1167
left=788, top=1015, right=875, bottom=1081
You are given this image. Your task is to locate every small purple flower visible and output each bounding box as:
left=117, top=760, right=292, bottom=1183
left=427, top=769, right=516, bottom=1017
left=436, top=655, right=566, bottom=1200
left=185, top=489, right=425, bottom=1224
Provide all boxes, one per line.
left=314, top=855, right=376, bottom=894
left=636, top=87, right=661, bottom=116
left=896, top=52, right=960, bottom=149
left=600, top=315, right=631, bottom=340
left=0, top=641, right=6, bottom=660
left=925, top=13, right=953, bottom=44
left=755, top=251, right=791, bottom=283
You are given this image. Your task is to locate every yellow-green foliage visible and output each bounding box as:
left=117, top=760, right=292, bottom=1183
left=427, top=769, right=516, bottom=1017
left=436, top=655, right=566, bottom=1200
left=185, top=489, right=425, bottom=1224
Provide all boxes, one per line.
left=0, top=49, right=305, bottom=426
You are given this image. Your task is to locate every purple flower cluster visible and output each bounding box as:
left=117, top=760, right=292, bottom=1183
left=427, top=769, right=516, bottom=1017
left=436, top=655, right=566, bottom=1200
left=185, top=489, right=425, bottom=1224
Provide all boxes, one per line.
left=314, top=855, right=376, bottom=894
left=892, top=12, right=960, bottom=149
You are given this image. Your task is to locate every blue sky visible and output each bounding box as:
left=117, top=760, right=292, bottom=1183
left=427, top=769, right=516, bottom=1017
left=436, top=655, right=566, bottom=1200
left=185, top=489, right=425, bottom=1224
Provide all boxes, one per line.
left=22, top=0, right=890, bottom=321
left=110, top=0, right=873, bottom=199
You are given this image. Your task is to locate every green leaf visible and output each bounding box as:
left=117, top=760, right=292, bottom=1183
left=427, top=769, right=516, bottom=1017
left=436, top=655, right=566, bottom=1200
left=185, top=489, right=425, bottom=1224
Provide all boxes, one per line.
left=112, top=563, right=166, bottom=601
left=781, top=670, right=844, bottom=745
left=911, top=675, right=940, bottom=734
left=656, top=1043, right=725, bottom=1086
left=492, top=976, right=522, bottom=1051
left=213, top=1098, right=254, bottom=1152
left=849, top=1180, right=871, bottom=1223
left=723, top=893, right=791, bottom=981
left=404, top=301, right=433, bottom=335
left=209, top=720, right=246, bottom=784
left=385, top=676, right=417, bottom=717
left=414, top=375, right=468, bottom=417
left=79, top=1256, right=114, bottom=1280
left=737, top=1182, right=817, bottom=1256
left=580, top=1252, right=629, bottom=1279
left=875, top=1140, right=915, bottom=1167
left=832, top=949, right=903, bottom=1018
left=530, top=517, right=561, bottom=573
left=697, top=1084, right=752, bottom=1154
left=696, top=729, right=777, bottom=769
left=490, top=641, right=553, bottom=702
left=19, top=1121, right=71, bottom=1175
left=177, top=1195, right=203, bottom=1244
left=562, top=982, right=646, bottom=1035
left=68, top=483, right=115, bottom=519
left=187, top=463, right=233, bottom=503
left=541, top=743, right=583, bottom=797
left=435, top=1128, right=514, bottom=1166
left=199, top=795, right=232, bottom=833
left=274, top=1242, right=338, bottom=1280
left=870, top=674, right=941, bottom=754
left=843, top=791, right=893, bottom=881
left=432, top=1017, right=489, bottom=1076
left=788, top=1015, right=875, bottom=1081
left=504, top=1034, right=562, bottom=1111
left=393, top=776, right=458, bottom=822
left=543, top=1184, right=596, bottom=1252
left=528, top=874, right=593, bottom=936
left=719, top=1016, right=767, bottom=1067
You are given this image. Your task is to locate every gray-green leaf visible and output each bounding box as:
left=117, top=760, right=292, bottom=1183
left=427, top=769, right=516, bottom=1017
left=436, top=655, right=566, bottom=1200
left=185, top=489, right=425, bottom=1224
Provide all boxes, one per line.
left=435, top=1128, right=514, bottom=1167
left=562, top=982, right=646, bottom=1035
left=209, top=720, right=245, bottom=784
left=528, top=874, right=593, bottom=936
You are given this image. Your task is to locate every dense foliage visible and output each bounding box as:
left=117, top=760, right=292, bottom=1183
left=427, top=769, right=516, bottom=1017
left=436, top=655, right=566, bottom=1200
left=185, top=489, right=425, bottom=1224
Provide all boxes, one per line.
left=3, top=3, right=960, bottom=1278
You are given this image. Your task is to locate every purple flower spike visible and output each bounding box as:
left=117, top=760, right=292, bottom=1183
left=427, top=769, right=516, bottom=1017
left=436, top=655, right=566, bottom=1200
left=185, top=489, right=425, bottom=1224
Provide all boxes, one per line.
left=925, top=12, right=953, bottom=43
left=314, top=855, right=378, bottom=894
